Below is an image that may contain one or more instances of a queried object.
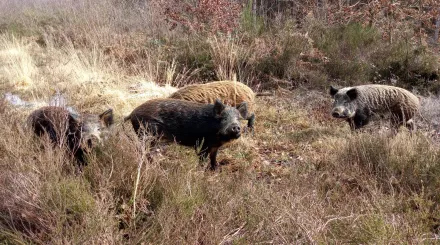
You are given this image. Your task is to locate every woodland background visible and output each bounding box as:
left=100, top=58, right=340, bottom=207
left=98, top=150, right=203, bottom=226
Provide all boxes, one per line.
left=1, top=0, right=440, bottom=243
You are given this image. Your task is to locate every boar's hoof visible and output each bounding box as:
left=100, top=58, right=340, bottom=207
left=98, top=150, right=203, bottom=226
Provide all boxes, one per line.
left=219, top=158, right=231, bottom=166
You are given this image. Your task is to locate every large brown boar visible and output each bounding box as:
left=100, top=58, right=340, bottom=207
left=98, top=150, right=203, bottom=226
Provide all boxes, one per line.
left=124, top=98, right=248, bottom=170
left=330, top=84, right=420, bottom=131
left=168, top=81, right=256, bottom=129
left=28, top=106, right=114, bottom=165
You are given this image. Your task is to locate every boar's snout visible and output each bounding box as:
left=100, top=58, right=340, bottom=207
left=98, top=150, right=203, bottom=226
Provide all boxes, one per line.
left=331, top=106, right=355, bottom=119
left=88, top=133, right=102, bottom=145
left=232, top=125, right=241, bottom=133
left=227, top=123, right=242, bottom=139
left=332, top=111, right=342, bottom=118
left=232, top=124, right=241, bottom=135
left=332, top=107, right=346, bottom=118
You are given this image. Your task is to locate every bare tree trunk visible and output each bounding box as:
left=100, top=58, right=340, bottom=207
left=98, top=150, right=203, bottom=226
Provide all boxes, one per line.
left=316, top=0, right=327, bottom=23
left=434, top=13, right=440, bottom=46
left=252, top=0, right=257, bottom=27
left=278, top=0, right=280, bottom=16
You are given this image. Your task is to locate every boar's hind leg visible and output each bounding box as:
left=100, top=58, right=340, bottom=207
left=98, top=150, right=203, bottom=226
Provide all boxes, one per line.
left=198, top=150, right=208, bottom=161
left=197, top=147, right=219, bottom=170
left=209, top=148, right=219, bottom=170
left=390, top=112, right=414, bottom=131
left=198, top=147, right=210, bottom=166
left=134, top=121, right=159, bottom=140
left=35, top=122, right=60, bottom=145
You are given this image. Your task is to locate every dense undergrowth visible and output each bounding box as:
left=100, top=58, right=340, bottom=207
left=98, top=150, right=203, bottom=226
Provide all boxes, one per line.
left=1, top=0, right=438, bottom=92
left=1, top=0, right=440, bottom=243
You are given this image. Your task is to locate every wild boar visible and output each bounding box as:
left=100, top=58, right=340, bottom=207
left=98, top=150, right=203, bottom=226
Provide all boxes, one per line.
left=329, top=84, right=420, bottom=131
left=124, top=98, right=248, bottom=170
left=168, top=81, right=257, bottom=130
left=28, top=106, right=114, bottom=165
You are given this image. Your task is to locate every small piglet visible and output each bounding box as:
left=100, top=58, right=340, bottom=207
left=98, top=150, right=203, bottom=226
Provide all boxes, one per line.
left=28, top=106, right=114, bottom=165
left=125, top=98, right=248, bottom=170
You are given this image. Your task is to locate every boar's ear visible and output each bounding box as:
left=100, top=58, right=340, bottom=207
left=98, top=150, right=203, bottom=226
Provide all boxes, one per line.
left=99, top=108, right=114, bottom=127
left=346, top=88, right=358, bottom=100
left=213, top=99, right=226, bottom=116
left=236, top=102, right=248, bottom=119
left=329, top=86, right=338, bottom=97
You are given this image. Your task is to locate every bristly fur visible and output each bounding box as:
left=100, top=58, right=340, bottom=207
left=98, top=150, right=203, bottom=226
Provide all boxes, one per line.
left=125, top=98, right=247, bottom=170
left=330, top=84, right=420, bottom=130
left=169, top=81, right=256, bottom=129
left=28, top=106, right=113, bottom=166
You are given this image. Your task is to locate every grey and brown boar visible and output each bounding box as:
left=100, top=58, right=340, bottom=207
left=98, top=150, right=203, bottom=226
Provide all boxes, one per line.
left=169, top=81, right=256, bottom=129
left=329, top=84, right=420, bottom=130
left=124, top=98, right=248, bottom=170
left=28, top=106, right=114, bottom=165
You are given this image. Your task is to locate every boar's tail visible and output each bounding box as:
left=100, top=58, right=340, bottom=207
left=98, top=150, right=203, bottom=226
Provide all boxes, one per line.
left=255, top=91, right=273, bottom=97
left=123, top=115, right=131, bottom=122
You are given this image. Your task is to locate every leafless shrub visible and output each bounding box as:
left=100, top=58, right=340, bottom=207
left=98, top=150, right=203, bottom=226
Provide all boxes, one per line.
left=420, top=95, right=440, bottom=128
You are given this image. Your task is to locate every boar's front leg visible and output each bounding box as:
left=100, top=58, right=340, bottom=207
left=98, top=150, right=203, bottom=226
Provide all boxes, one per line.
left=347, top=109, right=370, bottom=130
left=73, top=148, right=88, bottom=166
left=246, top=113, right=256, bottom=130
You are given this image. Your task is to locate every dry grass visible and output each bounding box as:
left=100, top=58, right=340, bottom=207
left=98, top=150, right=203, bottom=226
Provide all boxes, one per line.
left=3, top=87, right=440, bottom=243
left=1, top=0, right=440, bottom=244
left=0, top=33, right=177, bottom=117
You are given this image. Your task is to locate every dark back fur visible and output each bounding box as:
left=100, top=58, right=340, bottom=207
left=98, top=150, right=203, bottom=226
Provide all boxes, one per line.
left=28, top=106, right=114, bottom=165
left=129, top=99, right=228, bottom=147
left=126, top=98, right=246, bottom=170
left=28, top=106, right=86, bottom=164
